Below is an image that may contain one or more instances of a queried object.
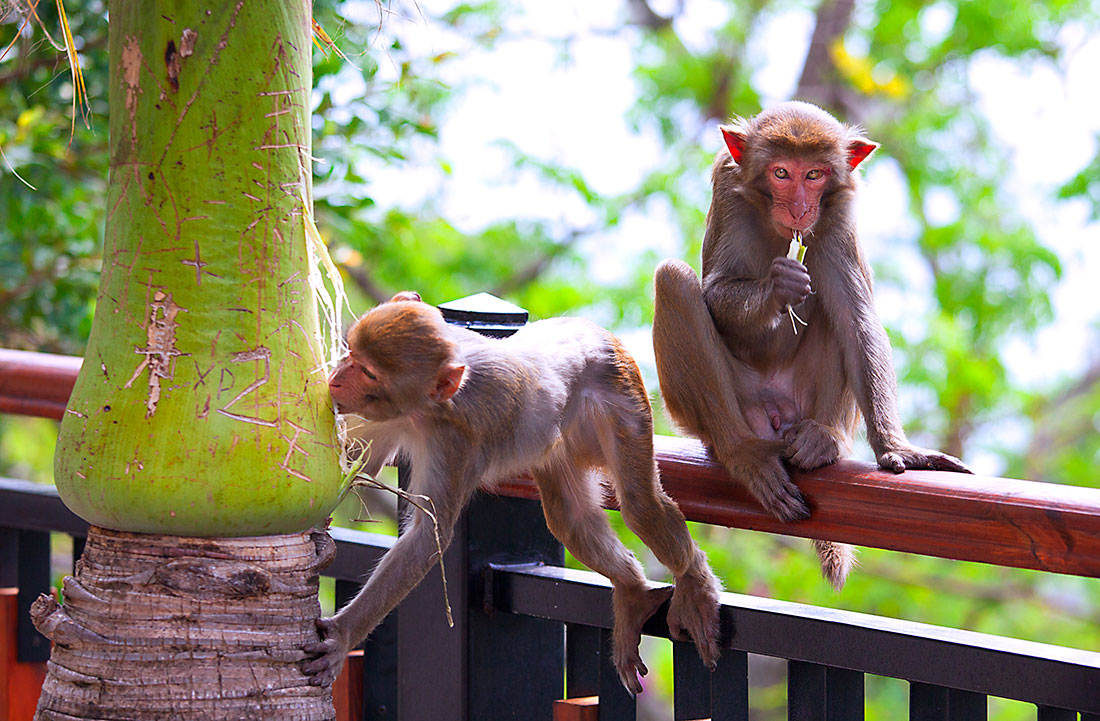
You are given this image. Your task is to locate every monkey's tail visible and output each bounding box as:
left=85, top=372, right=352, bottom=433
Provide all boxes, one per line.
left=813, top=540, right=856, bottom=591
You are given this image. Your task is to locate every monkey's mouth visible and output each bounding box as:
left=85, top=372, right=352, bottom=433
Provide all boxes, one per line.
left=788, top=213, right=818, bottom=231
left=776, top=218, right=816, bottom=236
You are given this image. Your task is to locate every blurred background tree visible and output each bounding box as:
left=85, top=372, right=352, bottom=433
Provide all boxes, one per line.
left=3, top=0, right=1099, bottom=718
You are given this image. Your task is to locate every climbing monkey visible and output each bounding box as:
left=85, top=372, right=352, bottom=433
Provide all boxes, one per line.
left=302, top=295, right=721, bottom=695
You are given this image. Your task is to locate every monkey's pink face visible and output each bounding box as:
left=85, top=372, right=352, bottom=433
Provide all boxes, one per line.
left=328, top=354, right=395, bottom=421
left=766, top=158, right=831, bottom=234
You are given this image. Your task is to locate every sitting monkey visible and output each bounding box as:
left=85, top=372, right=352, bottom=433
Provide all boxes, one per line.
left=302, top=293, right=721, bottom=695
left=653, top=101, right=969, bottom=589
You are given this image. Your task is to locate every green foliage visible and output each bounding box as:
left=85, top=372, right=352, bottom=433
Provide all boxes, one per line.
left=0, top=1, right=108, bottom=353
left=3, top=0, right=1100, bottom=716
left=1059, top=136, right=1100, bottom=220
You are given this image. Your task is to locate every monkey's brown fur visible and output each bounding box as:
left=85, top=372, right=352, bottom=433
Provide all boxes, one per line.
left=304, top=296, right=722, bottom=695
left=653, top=101, right=969, bottom=590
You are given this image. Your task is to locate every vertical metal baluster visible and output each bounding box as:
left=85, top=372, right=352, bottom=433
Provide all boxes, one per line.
left=566, top=623, right=601, bottom=698
left=910, top=683, right=987, bottom=721
left=597, top=627, right=637, bottom=720
left=17, top=529, right=50, bottom=662
left=711, top=649, right=749, bottom=721
left=1036, top=707, right=1077, bottom=721
left=789, top=661, right=863, bottom=721
left=673, top=640, right=712, bottom=720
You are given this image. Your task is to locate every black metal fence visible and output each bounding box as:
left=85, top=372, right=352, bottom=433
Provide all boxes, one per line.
left=3, top=477, right=1100, bottom=720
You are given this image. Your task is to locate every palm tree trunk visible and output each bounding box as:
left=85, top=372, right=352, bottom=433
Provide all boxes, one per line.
left=32, top=527, right=336, bottom=720
left=37, top=1, right=345, bottom=716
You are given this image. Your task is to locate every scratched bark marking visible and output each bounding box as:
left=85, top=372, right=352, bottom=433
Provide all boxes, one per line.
left=165, top=39, right=180, bottom=92
left=165, top=28, right=197, bottom=93
left=280, top=422, right=314, bottom=483
left=179, top=28, right=198, bottom=57
left=156, top=1, right=246, bottom=169
left=124, top=290, right=189, bottom=418
left=120, top=36, right=142, bottom=148
left=180, top=218, right=216, bottom=285
left=216, top=346, right=277, bottom=427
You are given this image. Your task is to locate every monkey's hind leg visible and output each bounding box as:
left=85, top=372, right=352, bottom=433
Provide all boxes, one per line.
left=597, top=412, right=721, bottom=670
left=533, top=461, right=669, bottom=696
left=653, top=259, right=809, bottom=521
left=783, top=418, right=845, bottom=471
left=781, top=420, right=857, bottom=589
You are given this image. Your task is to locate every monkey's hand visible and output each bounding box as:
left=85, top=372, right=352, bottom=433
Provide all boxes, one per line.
left=768, top=256, right=812, bottom=311
left=877, top=445, right=972, bottom=475
left=301, top=616, right=352, bottom=687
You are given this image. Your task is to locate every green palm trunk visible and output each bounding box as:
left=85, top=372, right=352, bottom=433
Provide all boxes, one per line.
left=55, top=1, right=346, bottom=534
left=33, top=2, right=345, bottom=718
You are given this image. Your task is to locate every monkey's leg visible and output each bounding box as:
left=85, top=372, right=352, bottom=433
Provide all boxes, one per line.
left=786, top=355, right=859, bottom=590
left=781, top=419, right=857, bottom=589
left=598, top=416, right=721, bottom=670
left=534, top=462, right=669, bottom=696
left=653, top=258, right=808, bottom=521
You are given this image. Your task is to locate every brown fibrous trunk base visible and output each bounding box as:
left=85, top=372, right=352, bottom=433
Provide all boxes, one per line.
left=31, top=526, right=335, bottom=720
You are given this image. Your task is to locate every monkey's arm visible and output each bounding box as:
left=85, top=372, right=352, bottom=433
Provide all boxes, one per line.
left=829, top=259, right=971, bottom=474
left=301, top=457, right=478, bottom=686
left=703, top=256, right=811, bottom=343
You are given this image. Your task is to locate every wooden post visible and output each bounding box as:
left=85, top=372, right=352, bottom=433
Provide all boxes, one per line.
left=1, top=588, right=47, bottom=721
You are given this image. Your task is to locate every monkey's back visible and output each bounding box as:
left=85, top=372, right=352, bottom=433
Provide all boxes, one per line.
left=448, top=317, right=650, bottom=484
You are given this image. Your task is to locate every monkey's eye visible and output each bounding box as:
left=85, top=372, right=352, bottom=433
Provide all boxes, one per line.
left=362, top=367, right=377, bottom=381
left=773, top=168, right=790, bottom=179
left=806, top=169, right=824, bottom=180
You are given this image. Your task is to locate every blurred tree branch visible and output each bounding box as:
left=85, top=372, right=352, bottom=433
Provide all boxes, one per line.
left=625, top=0, right=674, bottom=30
left=492, top=228, right=589, bottom=297
left=796, top=0, right=858, bottom=117
left=339, top=262, right=391, bottom=306
left=1023, top=354, right=1100, bottom=480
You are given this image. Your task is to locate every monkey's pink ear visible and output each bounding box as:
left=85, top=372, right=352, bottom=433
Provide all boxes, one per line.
left=847, top=140, right=878, bottom=169
left=721, top=126, right=747, bottom=164
left=430, top=364, right=466, bottom=403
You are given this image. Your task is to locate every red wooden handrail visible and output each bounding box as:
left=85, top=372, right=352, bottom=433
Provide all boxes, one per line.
left=0, top=349, right=80, bottom=421
left=5, top=348, right=1100, bottom=578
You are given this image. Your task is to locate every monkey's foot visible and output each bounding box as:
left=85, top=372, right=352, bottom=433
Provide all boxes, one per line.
left=783, top=419, right=842, bottom=471
left=667, top=564, right=721, bottom=670
left=301, top=617, right=351, bottom=687
left=752, top=476, right=810, bottom=522
left=714, top=439, right=810, bottom=522
left=877, top=445, right=972, bottom=475
left=612, top=585, right=673, bottom=695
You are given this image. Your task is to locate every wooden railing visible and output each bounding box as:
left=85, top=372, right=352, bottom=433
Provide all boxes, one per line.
left=3, top=347, right=1100, bottom=720
left=5, top=347, right=1100, bottom=576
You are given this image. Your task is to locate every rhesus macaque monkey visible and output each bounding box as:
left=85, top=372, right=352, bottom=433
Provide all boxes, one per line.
left=652, top=101, right=970, bottom=589
left=302, top=294, right=721, bottom=694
